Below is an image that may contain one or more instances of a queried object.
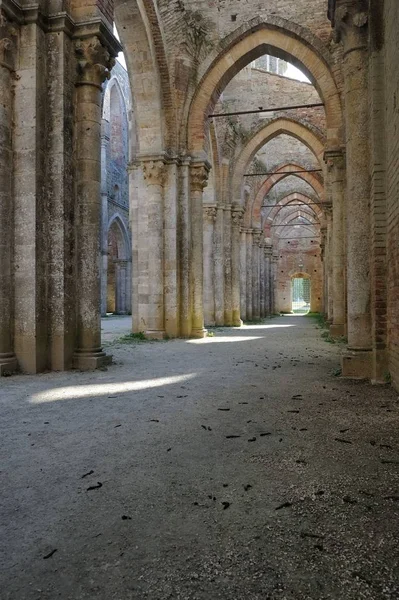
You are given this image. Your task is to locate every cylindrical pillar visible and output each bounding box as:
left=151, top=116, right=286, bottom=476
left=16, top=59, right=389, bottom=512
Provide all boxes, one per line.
left=326, top=152, right=346, bottom=336
left=231, top=209, right=243, bottom=326
left=264, top=244, right=272, bottom=316
left=223, top=205, right=232, bottom=326
left=246, top=230, right=253, bottom=321
left=190, top=162, right=209, bottom=337
left=335, top=1, right=372, bottom=377
left=0, top=23, right=17, bottom=375
left=259, top=243, right=265, bottom=318
left=240, top=229, right=247, bottom=321
left=203, top=206, right=216, bottom=327
left=73, top=38, right=113, bottom=369
left=271, top=252, right=278, bottom=314
left=179, top=157, right=192, bottom=337
left=326, top=206, right=334, bottom=323
left=214, top=205, right=224, bottom=326
left=252, top=231, right=261, bottom=320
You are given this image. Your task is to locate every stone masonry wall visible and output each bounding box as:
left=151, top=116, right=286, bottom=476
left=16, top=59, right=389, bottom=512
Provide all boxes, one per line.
left=384, top=0, right=399, bottom=388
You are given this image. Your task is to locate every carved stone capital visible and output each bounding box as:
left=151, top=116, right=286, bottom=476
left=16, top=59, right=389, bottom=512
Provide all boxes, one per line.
left=75, top=37, right=115, bottom=88
left=231, top=209, right=244, bottom=228
left=190, top=162, right=210, bottom=193
left=333, top=0, right=368, bottom=54
left=0, top=13, right=18, bottom=72
left=324, top=150, right=345, bottom=173
left=324, top=203, right=333, bottom=219
left=204, top=206, right=217, bottom=222
left=142, top=159, right=166, bottom=186
left=253, top=230, right=263, bottom=246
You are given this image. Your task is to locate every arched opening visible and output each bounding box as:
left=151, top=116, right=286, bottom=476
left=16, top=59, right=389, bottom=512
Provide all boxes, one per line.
left=101, top=67, right=132, bottom=321
left=291, top=273, right=311, bottom=314
left=106, top=218, right=131, bottom=315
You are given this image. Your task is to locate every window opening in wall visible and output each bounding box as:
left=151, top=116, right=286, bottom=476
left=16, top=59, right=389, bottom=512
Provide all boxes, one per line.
left=291, top=277, right=310, bottom=314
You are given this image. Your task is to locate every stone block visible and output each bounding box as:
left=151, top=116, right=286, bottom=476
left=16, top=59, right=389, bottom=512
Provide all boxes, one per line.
left=341, top=349, right=372, bottom=380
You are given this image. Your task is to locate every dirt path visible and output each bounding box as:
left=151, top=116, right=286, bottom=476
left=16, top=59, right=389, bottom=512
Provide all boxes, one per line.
left=1, top=316, right=399, bottom=599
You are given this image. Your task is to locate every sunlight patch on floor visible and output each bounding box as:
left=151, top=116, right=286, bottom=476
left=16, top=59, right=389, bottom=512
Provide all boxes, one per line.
left=29, top=374, right=197, bottom=404
left=187, top=335, right=263, bottom=344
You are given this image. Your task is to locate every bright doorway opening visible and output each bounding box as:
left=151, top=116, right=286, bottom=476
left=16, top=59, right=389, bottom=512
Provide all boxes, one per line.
left=291, top=276, right=311, bottom=314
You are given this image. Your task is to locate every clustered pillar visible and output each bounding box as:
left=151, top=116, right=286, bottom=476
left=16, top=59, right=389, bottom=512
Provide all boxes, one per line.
left=334, top=0, right=372, bottom=377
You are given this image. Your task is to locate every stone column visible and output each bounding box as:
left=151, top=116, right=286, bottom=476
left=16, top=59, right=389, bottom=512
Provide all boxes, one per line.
left=320, top=225, right=327, bottom=317
left=190, top=162, right=210, bottom=337
left=326, top=151, right=346, bottom=337
left=240, top=229, right=247, bottom=321
left=73, top=38, right=113, bottom=369
left=326, top=205, right=334, bottom=323
left=203, top=206, right=217, bottom=327
left=164, top=159, right=178, bottom=337
left=214, top=204, right=224, bottom=326
left=142, top=158, right=166, bottom=339
left=252, top=231, right=262, bottom=320
left=0, top=19, right=17, bottom=375
left=179, top=156, right=192, bottom=336
left=271, top=251, right=279, bottom=314
left=334, top=0, right=372, bottom=377
left=231, top=208, right=243, bottom=326
left=264, top=244, right=273, bottom=316
left=259, top=241, right=265, bottom=318
left=223, top=204, right=233, bottom=326
left=246, top=230, right=253, bottom=321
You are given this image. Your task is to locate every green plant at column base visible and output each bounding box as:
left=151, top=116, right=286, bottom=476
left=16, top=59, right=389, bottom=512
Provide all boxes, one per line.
left=118, top=331, right=147, bottom=343
left=384, top=371, right=392, bottom=384
left=321, top=330, right=336, bottom=344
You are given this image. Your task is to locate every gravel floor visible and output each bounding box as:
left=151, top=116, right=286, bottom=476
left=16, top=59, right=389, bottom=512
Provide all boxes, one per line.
left=1, top=316, right=399, bottom=600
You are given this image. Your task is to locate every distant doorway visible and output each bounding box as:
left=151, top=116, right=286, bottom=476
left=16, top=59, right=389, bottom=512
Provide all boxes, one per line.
left=291, top=276, right=311, bottom=314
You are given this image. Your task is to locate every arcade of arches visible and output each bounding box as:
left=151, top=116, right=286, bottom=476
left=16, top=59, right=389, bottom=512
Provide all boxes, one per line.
left=3, top=0, right=399, bottom=596
left=2, top=0, right=398, bottom=387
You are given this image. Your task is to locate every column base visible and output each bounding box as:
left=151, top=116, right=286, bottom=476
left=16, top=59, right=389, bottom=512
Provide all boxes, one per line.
left=341, top=348, right=372, bottom=379
left=233, top=319, right=243, bottom=327
left=191, top=327, right=207, bottom=339
left=330, top=323, right=345, bottom=337
left=73, top=351, right=112, bottom=371
left=0, top=355, right=18, bottom=376
left=145, top=329, right=166, bottom=340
